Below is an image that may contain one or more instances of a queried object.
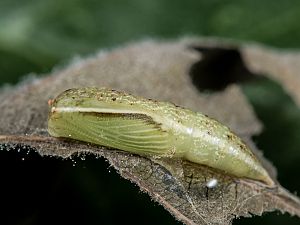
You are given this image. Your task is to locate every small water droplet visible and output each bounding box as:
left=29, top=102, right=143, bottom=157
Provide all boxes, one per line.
left=206, top=178, right=218, bottom=188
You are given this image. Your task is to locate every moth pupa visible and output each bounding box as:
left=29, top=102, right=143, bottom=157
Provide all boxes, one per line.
left=48, top=87, right=274, bottom=186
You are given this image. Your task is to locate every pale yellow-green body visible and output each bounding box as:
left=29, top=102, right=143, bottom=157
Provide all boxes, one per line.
left=48, top=87, right=274, bottom=186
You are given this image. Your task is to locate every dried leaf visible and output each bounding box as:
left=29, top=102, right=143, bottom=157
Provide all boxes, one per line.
left=1, top=38, right=300, bottom=225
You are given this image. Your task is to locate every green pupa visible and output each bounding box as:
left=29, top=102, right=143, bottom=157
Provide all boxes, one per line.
left=48, top=87, right=274, bottom=186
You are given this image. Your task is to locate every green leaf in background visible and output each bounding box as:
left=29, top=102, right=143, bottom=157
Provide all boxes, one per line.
left=1, top=0, right=300, bottom=83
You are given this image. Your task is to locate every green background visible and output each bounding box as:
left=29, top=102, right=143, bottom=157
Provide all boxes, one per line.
left=1, top=0, right=300, bottom=225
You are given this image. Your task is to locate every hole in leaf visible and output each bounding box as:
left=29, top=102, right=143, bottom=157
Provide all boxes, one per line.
left=189, top=46, right=257, bottom=91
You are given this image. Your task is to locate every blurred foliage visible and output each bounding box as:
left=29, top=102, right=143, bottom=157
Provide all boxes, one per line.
left=1, top=0, right=300, bottom=83
left=1, top=1, right=300, bottom=225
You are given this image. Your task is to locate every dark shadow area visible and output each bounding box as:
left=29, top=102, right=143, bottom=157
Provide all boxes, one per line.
left=0, top=146, right=179, bottom=225
left=189, top=46, right=256, bottom=91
